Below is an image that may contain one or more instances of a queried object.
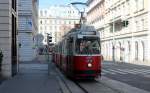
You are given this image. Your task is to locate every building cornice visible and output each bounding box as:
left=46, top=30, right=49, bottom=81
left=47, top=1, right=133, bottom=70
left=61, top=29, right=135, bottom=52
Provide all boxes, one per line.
left=101, top=30, right=148, bottom=41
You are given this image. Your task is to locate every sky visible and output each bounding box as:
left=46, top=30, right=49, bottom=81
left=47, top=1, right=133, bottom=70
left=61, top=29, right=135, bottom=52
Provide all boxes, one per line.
left=39, top=0, right=87, bottom=9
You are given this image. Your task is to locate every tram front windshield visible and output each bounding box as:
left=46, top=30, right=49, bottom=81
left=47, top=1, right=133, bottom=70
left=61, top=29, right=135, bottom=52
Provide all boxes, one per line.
left=76, top=38, right=100, bottom=55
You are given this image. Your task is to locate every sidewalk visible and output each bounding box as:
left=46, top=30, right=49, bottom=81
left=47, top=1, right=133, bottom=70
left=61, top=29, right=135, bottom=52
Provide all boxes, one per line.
left=0, top=55, right=61, bottom=93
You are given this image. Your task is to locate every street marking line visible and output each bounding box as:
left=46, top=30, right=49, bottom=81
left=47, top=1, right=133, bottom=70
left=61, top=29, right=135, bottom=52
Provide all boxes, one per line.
left=135, top=69, right=150, bottom=74
left=108, top=69, right=127, bottom=74
left=131, top=69, right=150, bottom=74
left=115, top=69, right=129, bottom=74
left=102, top=69, right=116, bottom=75
left=122, top=69, right=137, bottom=74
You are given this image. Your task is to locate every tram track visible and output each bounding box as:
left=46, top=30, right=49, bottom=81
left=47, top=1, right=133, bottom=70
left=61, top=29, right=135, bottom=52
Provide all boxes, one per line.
left=52, top=62, right=121, bottom=93
left=53, top=63, right=86, bottom=93
left=74, top=79, right=121, bottom=93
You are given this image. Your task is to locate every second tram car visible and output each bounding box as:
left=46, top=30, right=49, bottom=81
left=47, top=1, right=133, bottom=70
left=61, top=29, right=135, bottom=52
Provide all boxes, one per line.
left=53, top=25, right=102, bottom=79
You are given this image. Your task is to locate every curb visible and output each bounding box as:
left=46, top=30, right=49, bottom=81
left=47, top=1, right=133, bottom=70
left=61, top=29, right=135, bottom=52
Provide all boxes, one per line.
left=56, top=76, right=70, bottom=93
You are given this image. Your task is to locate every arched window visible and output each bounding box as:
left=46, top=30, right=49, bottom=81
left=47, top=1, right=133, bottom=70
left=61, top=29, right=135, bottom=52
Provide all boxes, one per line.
left=135, top=41, right=138, bottom=60
left=112, top=42, right=115, bottom=61
left=141, top=41, right=145, bottom=61
left=127, top=41, right=131, bottom=55
left=106, top=43, right=109, bottom=59
left=40, top=10, right=43, bottom=16
left=119, top=42, right=123, bottom=61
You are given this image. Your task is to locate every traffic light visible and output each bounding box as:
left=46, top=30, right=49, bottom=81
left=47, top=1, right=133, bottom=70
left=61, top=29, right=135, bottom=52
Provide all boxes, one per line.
left=48, top=36, right=52, bottom=42
left=122, top=20, right=129, bottom=27
left=47, top=34, right=52, bottom=44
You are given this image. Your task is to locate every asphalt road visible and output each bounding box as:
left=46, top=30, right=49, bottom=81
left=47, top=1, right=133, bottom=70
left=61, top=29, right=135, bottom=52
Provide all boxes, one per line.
left=102, top=61, right=150, bottom=92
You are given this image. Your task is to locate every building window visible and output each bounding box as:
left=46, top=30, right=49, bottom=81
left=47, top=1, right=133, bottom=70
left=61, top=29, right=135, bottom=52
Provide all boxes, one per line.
left=45, top=20, right=47, bottom=24
left=45, top=10, right=47, bottom=16
left=135, top=21, right=139, bottom=31
left=59, top=20, right=61, bottom=24
left=135, top=0, right=138, bottom=12
left=128, top=41, right=131, bottom=53
left=74, top=21, right=76, bottom=24
left=52, top=26, right=54, bottom=31
left=49, top=20, right=52, bottom=24
left=119, top=42, right=123, bottom=61
left=122, top=3, right=125, bottom=15
left=45, top=26, right=47, bottom=31
left=52, top=20, right=55, bottom=24
left=135, top=0, right=144, bottom=12
left=141, top=19, right=144, bottom=30
left=138, top=0, right=144, bottom=10
left=40, top=20, right=42, bottom=24
left=40, top=11, right=43, bottom=16
left=55, top=26, right=57, bottom=30
left=49, top=26, right=52, bottom=30
left=127, top=1, right=130, bottom=15
left=64, top=21, right=66, bottom=24
left=141, top=41, right=145, bottom=61
left=40, top=26, right=42, bottom=30
left=55, top=20, right=57, bottom=24
left=69, top=21, right=71, bottom=24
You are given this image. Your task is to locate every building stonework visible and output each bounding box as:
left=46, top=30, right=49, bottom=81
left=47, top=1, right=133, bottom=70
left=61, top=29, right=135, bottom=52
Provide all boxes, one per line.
left=18, top=0, right=38, bottom=61
left=0, top=0, right=18, bottom=77
left=87, top=0, right=150, bottom=66
left=39, top=5, right=80, bottom=44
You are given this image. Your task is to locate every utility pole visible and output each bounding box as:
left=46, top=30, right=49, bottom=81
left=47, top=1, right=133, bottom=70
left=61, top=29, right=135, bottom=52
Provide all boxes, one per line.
left=47, top=33, right=52, bottom=75
left=70, top=2, right=87, bottom=25
left=46, top=33, right=52, bottom=62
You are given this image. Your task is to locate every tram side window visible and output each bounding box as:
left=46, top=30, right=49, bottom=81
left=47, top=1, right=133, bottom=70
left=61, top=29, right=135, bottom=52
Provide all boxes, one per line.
left=60, top=43, right=63, bottom=54
left=64, top=40, right=67, bottom=55
left=67, top=38, right=73, bottom=55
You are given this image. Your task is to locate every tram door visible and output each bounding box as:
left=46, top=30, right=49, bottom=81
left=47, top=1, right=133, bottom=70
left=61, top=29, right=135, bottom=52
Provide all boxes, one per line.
left=67, top=37, right=74, bottom=75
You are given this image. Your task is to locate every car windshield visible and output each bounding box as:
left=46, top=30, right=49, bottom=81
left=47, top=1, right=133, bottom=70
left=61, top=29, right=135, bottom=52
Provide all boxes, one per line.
left=76, top=38, right=100, bottom=54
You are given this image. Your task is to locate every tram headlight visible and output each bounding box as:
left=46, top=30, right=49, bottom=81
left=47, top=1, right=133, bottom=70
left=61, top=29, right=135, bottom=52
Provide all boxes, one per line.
left=87, top=63, right=92, bottom=68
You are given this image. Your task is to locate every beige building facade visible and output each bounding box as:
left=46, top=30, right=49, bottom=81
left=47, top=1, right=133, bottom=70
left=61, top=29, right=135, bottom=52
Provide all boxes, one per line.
left=0, top=0, right=18, bottom=77
left=39, top=5, right=80, bottom=44
left=87, top=0, right=150, bottom=66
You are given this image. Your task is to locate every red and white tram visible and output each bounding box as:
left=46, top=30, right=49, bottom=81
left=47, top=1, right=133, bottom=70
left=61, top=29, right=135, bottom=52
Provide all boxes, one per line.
left=53, top=25, right=103, bottom=79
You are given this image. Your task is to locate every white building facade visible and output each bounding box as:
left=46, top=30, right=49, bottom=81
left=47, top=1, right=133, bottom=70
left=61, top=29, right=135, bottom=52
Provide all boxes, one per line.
left=0, top=0, right=18, bottom=77
left=87, top=0, right=150, bottom=66
left=18, top=0, right=38, bottom=61
left=39, top=5, right=80, bottom=44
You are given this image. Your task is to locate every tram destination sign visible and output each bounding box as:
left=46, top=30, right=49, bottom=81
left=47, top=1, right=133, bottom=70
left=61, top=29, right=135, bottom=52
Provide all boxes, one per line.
left=80, top=31, right=96, bottom=35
